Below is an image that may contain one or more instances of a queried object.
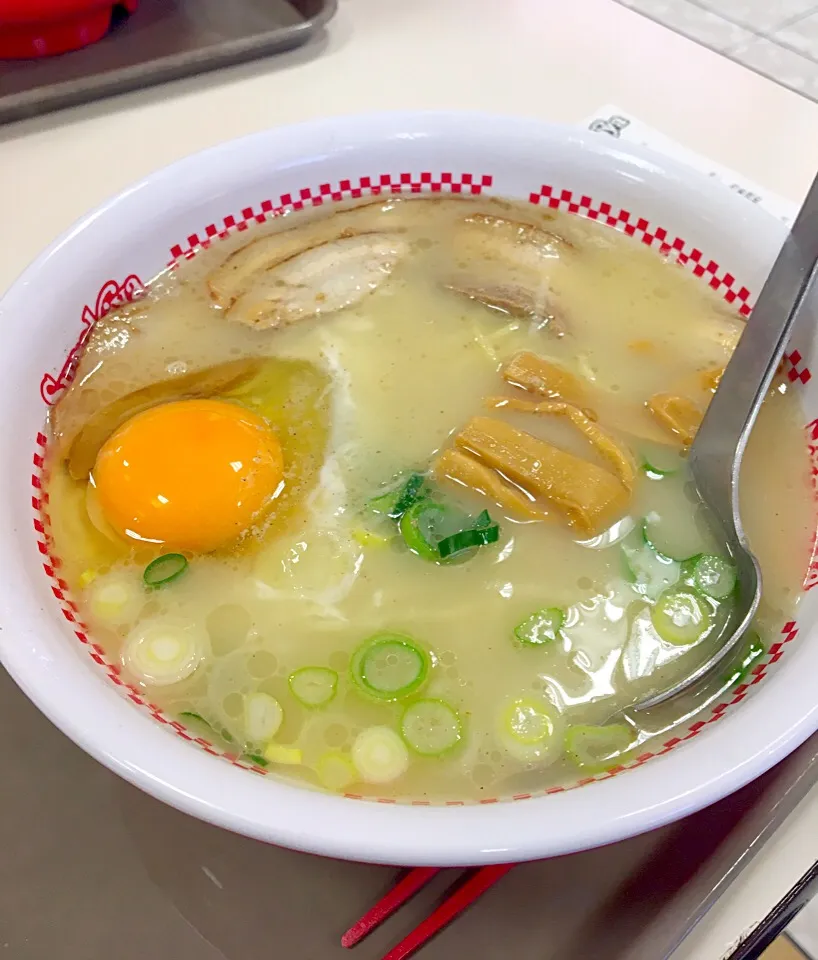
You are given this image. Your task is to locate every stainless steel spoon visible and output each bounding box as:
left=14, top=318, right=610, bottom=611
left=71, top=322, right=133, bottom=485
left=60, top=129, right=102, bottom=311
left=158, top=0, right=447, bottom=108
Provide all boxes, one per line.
left=634, top=173, right=818, bottom=711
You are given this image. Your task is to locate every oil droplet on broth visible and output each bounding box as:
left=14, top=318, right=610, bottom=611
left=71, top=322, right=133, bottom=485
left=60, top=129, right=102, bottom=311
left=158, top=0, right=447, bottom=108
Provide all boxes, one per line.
left=223, top=693, right=243, bottom=719
left=207, top=605, right=252, bottom=656
left=247, top=650, right=278, bottom=679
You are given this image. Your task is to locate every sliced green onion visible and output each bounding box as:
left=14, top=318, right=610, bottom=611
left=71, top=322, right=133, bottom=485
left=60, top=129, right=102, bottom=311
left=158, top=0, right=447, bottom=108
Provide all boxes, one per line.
left=692, top=554, right=737, bottom=600
left=315, top=752, right=357, bottom=791
left=352, top=528, right=393, bottom=549
left=641, top=519, right=673, bottom=560
left=641, top=512, right=708, bottom=565
left=352, top=726, right=410, bottom=783
left=399, top=500, right=451, bottom=560
left=179, top=710, right=208, bottom=725
left=367, top=489, right=399, bottom=516
left=125, top=619, right=203, bottom=686
left=390, top=472, right=428, bottom=519
left=651, top=589, right=713, bottom=645
left=565, top=723, right=635, bottom=768
left=400, top=500, right=499, bottom=563
left=400, top=699, right=463, bottom=756
left=143, top=553, right=188, bottom=588
left=438, top=509, right=499, bottom=559
left=88, top=573, right=143, bottom=625
left=263, top=743, right=302, bottom=765
left=622, top=541, right=680, bottom=600
left=350, top=633, right=430, bottom=701
left=288, top=666, right=338, bottom=708
left=504, top=699, right=553, bottom=744
left=641, top=517, right=700, bottom=564
left=368, top=472, right=427, bottom=520
left=242, top=752, right=269, bottom=768
left=642, top=463, right=676, bottom=479
left=724, top=631, right=765, bottom=687
left=514, top=608, right=565, bottom=646
left=178, top=711, right=234, bottom=743
left=679, top=554, right=702, bottom=584
left=498, top=697, right=563, bottom=763
left=437, top=525, right=499, bottom=558
left=640, top=444, right=683, bottom=479
left=244, top=692, right=284, bottom=742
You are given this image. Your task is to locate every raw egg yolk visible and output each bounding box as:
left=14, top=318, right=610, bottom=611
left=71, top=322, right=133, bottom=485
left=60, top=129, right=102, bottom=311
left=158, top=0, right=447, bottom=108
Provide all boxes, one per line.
left=92, top=399, right=284, bottom=553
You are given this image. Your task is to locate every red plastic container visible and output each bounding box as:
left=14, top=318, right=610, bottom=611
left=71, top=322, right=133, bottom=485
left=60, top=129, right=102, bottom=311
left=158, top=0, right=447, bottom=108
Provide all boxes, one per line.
left=0, top=0, right=138, bottom=59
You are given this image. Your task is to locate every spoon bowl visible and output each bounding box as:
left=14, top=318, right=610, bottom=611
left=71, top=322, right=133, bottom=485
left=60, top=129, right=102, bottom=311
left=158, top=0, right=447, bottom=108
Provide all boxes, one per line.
left=633, top=173, right=818, bottom=711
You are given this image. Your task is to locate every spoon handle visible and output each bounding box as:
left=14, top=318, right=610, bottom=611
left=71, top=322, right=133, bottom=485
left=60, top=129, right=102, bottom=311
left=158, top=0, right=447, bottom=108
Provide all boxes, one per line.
left=690, top=173, right=818, bottom=537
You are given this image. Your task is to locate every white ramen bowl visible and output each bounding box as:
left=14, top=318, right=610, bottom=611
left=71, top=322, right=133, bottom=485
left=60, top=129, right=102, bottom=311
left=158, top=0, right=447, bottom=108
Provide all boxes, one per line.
left=1, top=112, right=817, bottom=867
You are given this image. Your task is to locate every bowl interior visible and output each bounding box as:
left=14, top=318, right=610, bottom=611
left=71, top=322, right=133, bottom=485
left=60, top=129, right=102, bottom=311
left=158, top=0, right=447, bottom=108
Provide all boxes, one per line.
left=1, top=113, right=817, bottom=865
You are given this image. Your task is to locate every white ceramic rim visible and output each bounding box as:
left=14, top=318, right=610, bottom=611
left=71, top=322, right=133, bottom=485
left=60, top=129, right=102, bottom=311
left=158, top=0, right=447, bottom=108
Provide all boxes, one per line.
left=0, top=111, right=816, bottom=866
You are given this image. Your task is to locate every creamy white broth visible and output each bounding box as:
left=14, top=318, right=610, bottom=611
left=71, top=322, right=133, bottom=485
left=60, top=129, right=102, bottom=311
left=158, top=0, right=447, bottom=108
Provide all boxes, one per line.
left=44, top=196, right=814, bottom=802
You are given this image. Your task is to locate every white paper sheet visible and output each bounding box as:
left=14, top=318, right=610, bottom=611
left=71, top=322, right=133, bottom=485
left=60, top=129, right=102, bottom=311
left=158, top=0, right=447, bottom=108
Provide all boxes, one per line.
left=582, top=105, right=798, bottom=226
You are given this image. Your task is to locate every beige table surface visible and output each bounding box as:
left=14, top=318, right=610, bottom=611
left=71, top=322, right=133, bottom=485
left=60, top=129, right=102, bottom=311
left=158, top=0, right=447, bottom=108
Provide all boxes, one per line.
left=3, top=1, right=818, bottom=957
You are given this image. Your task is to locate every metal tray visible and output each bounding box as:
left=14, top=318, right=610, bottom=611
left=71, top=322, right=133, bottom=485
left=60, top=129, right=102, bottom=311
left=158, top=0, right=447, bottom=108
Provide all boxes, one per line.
left=0, top=0, right=336, bottom=126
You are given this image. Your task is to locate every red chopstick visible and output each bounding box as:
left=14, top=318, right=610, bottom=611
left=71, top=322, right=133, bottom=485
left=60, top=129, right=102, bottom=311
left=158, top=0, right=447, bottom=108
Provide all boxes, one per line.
left=342, top=863, right=513, bottom=960
left=342, top=867, right=440, bottom=948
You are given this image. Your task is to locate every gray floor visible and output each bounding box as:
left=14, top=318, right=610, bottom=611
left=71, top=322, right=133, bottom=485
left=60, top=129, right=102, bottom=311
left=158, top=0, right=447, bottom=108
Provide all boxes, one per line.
left=616, top=0, right=818, bottom=100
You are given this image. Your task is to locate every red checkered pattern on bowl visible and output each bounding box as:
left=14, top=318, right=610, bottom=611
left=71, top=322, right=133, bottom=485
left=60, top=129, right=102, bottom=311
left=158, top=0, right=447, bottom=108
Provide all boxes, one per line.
left=167, top=172, right=495, bottom=266
left=32, top=173, right=814, bottom=802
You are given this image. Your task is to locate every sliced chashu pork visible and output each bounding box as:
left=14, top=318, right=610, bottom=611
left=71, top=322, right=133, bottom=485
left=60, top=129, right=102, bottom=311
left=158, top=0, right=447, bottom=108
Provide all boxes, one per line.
left=453, top=212, right=573, bottom=265
left=226, top=233, right=411, bottom=329
left=208, top=198, right=425, bottom=308
left=444, top=279, right=567, bottom=336
left=207, top=196, right=462, bottom=324
left=444, top=213, right=573, bottom=335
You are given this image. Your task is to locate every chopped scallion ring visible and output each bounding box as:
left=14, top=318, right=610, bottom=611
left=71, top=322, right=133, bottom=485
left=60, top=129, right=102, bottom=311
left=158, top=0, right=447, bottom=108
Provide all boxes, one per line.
left=503, top=699, right=554, bottom=745
left=651, top=589, right=713, bottom=645
left=263, top=743, right=303, bottom=765
left=622, top=541, right=680, bottom=600
left=367, top=490, right=399, bottom=517
left=367, top=472, right=427, bottom=520
left=640, top=517, right=696, bottom=564
left=692, top=554, right=737, bottom=600
left=642, top=462, right=676, bottom=479
left=389, top=472, right=428, bottom=519
left=179, top=712, right=234, bottom=744
left=316, top=752, right=357, bottom=791
left=179, top=710, right=207, bottom=724
left=244, top=692, right=284, bottom=742
left=399, top=500, right=449, bottom=560
left=437, top=521, right=499, bottom=559
left=400, top=699, right=462, bottom=756
left=143, top=553, right=188, bottom=588
left=350, top=633, right=430, bottom=701
left=352, top=528, right=393, bottom=549
left=242, top=752, right=269, bottom=768
left=498, top=697, right=563, bottom=763
left=288, top=666, right=338, bottom=708
left=639, top=444, right=684, bottom=479
left=400, top=500, right=500, bottom=563
left=124, top=619, right=203, bottom=686
left=352, top=726, right=409, bottom=783
left=514, top=608, right=564, bottom=646
left=565, top=723, right=635, bottom=768
left=88, top=573, right=142, bottom=625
